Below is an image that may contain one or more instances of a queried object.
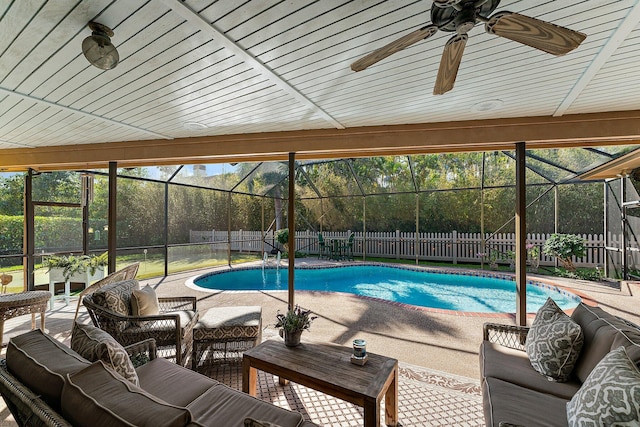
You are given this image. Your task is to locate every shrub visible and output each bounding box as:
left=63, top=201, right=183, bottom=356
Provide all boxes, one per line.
left=275, top=228, right=289, bottom=253
left=543, top=234, right=586, bottom=272
left=275, top=228, right=289, bottom=245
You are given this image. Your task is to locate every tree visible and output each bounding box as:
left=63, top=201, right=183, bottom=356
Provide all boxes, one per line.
left=0, top=174, right=24, bottom=216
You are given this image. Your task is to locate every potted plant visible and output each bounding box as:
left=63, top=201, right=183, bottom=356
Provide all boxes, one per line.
left=504, top=250, right=516, bottom=271
left=275, top=304, right=317, bottom=347
left=44, top=252, right=108, bottom=284
left=526, top=242, right=540, bottom=272
left=488, top=249, right=500, bottom=270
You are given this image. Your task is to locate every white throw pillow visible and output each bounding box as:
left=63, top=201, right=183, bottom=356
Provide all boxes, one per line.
left=131, top=285, right=159, bottom=316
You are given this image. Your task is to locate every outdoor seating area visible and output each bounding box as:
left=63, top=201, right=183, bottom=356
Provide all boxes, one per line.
left=4, top=2, right=640, bottom=426
left=1, top=261, right=639, bottom=426
left=0, top=303, right=484, bottom=427
left=0, top=328, right=320, bottom=427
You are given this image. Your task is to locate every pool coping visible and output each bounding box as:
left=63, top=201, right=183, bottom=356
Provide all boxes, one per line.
left=185, top=261, right=594, bottom=318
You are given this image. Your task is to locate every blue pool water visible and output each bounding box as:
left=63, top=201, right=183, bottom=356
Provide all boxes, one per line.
left=191, top=265, right=580, bottom=313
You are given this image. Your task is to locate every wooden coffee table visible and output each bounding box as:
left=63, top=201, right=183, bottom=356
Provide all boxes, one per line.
left=242, top=340, right=398, bottom=427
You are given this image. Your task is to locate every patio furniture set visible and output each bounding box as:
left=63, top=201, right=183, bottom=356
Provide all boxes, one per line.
left=80, top=269, right=262, bottom=370
left=318, top=232, right=355, bottom=261
left=0, top=264, right=400, bottom=427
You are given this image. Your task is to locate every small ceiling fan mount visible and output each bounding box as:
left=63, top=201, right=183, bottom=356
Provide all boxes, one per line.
left=350, top=0, right=586, bottom=95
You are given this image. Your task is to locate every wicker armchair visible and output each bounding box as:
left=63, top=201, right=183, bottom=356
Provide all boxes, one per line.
left=83, top=286, right=197, bottom=367
left=73, top=263, right=140, bottom=322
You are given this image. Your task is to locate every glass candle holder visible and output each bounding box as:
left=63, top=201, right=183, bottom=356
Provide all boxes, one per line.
left=353, top=339, right=366, bottom=358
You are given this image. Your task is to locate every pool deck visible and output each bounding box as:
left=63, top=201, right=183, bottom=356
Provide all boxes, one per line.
left=145, top=259, right=640, bottom=378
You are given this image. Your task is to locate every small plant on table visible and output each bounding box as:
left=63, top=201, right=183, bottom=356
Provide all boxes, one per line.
left=275, top=305, right=317, bottom=347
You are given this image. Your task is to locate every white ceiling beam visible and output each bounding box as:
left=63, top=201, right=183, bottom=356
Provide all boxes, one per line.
left=159, top=0, right=345, bottom=130
left=554, top=1, right=640, bottom=117
left=0, top=86, right=173, bottom=140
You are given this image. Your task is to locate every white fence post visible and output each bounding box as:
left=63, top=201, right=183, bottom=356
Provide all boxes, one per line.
left=452, top=230, right=458, bottom=265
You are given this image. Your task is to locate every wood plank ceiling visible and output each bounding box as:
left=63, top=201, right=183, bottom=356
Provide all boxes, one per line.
left=2, top=0, right=640, bottom=170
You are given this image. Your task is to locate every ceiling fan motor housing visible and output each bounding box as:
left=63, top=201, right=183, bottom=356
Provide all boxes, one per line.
left=431, top=0, right=501, bottom=32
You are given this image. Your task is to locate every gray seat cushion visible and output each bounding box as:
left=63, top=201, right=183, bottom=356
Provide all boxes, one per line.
left=187, top=384, right=304, bottom=427
left=480, top=341, right=581, bottom=400
left=136, top=357, right=219, bottom=407
left=6, top=330, right=90, bottom=410
left=61, top=361, right=191, bottom=427
left=121, top=310, right=197, bottom=346
left=483, top=377, right=569, bottom=427
left=194, top=306, right=262, bottom=342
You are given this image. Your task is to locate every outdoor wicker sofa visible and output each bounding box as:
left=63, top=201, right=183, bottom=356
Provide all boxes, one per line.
left=0, top=329, right=318, bottom=427
left=480, top=301, right=640, bottom=426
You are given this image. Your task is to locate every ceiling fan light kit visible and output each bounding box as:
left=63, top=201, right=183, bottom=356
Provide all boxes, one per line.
left=351, top=0, right=586, bottom=95
left=82, top=21, right=119, bottom=70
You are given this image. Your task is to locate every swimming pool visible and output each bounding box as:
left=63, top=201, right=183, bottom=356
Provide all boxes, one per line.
left=188, top=264, right=580, bottom=313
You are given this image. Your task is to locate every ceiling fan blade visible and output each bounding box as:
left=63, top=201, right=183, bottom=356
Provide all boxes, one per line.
left=486, top=12, right=586, bottom=56
left=433, top=34, right=467, bottom=95
left=350, top=25, right=438, bottom=72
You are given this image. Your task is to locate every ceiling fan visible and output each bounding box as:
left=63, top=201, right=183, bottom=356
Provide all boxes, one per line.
left=350, top=0, right=586, bottom=95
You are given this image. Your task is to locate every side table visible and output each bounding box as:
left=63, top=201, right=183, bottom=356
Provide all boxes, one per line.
left=243, top=340, right=398, bottom=427
left=0, top=291, right=51, bottom=347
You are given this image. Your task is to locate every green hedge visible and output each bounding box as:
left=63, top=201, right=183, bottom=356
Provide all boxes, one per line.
left=0, top=215, right=22, bottom=254
left=0, top=215, right=84, bottom=255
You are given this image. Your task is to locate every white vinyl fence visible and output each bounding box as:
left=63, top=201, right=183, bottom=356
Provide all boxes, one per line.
left=190, top=230, right=605, bottom=268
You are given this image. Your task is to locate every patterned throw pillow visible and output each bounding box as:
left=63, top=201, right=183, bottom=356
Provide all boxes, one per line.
left=92, top=279, right=139, bottom=332
left=71, top=322, right=139, bottom=386
left=92, top=279, right=139, bottom=315
left=131, top=285, right=159, bottom=316
left=567, top=346, right=640, bottom=426
left=525, top=297, right=584, bottom=382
